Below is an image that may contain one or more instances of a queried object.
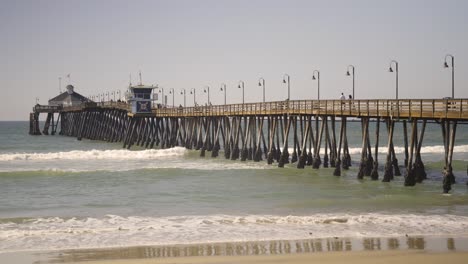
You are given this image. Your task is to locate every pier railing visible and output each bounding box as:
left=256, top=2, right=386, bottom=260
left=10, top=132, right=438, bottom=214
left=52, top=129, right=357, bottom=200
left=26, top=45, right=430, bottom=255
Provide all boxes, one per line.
left=33, top=104, right=62, bottom=113
left=152, top=99, right=468, bottom=120
left=57, top=99, right=468, bottom=120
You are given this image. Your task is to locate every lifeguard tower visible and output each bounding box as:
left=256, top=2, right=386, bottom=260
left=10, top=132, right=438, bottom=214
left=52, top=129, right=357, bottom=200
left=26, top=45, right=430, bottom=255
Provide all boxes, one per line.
left=127, top=84, right=155, bottom=114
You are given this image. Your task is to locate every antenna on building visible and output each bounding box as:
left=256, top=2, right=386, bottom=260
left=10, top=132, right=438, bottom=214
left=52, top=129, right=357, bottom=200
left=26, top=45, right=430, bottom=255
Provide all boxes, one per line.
left=58, top=77, right=62, bottom=93
left=67, top=73, right=71, bottom=84
left=139, top=71, right=142, bottom=85
left=129, top=74, right=132, bottom=86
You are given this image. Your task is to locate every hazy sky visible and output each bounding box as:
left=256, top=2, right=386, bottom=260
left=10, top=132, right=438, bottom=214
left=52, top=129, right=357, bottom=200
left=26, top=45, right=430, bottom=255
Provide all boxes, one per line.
left=1, top=0, right=467, bottom=120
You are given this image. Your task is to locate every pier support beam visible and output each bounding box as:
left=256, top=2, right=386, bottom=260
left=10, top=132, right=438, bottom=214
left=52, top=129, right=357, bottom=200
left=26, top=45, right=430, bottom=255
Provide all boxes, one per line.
left=442, top=120, right=457, bottom=193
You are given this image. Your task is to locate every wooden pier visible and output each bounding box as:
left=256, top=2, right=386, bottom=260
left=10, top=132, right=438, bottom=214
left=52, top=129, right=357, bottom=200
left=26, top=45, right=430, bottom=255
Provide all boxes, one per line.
left=30, top=98, right=468, bottom=193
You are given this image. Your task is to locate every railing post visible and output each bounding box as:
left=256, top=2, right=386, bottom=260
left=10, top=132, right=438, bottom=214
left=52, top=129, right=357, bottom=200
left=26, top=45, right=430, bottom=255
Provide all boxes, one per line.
left=358, top=100, right=361, bottom=115
left=420, top=100, right=423, bottom=118
left=461, top=99, right=463, bottom=119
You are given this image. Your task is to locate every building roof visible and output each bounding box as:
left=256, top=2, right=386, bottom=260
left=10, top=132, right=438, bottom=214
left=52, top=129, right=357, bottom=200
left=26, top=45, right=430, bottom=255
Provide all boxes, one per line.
left=48, top=85, right=93, bottom=104
left=49, top=91, right=91, bottom=103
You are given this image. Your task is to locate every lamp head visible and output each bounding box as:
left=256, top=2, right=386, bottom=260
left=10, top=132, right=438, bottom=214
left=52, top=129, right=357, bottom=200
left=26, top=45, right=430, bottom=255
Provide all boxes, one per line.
left=204, top=89, right=207, bottom=93
left=190, top=91, right=193, bottom=94
left=346, top=71, right=350, bottom=76
left=312, top=75, right=316, bottom=80
left=238, top=85, right=241, bottom=88
left=444, top=61, right=449, bottom=68
left=258, top=82, right=261, bottom=86
left=389, top=67, right=393, bottom=73
left=283, top=79, right=286, bottom=84
left=220, top=87, right=223, bottom=91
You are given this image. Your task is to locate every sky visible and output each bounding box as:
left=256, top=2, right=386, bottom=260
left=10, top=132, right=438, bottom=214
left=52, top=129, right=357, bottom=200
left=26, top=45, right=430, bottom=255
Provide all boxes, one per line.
left=0, top=0, right=467, bottom=120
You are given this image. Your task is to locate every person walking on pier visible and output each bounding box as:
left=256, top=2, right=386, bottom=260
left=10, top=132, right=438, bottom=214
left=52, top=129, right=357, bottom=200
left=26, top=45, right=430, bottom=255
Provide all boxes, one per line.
left=340, top=93, right=346, bottom=100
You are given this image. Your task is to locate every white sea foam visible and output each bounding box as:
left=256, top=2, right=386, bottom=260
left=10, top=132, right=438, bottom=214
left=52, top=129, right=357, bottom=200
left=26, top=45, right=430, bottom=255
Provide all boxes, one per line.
left=1, top=213, right=468, bottom=253
left=0, top=147, right=187, bottom=162
left=0, top=145, right=468, bottom=161
left=288, top=144, right=468, bottom=155
left=1, top=144, right=467, bottom=163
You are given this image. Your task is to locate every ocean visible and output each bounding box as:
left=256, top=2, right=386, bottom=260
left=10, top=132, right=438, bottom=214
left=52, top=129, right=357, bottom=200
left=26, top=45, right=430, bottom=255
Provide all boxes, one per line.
left=1, top=120, right=468, bottom=255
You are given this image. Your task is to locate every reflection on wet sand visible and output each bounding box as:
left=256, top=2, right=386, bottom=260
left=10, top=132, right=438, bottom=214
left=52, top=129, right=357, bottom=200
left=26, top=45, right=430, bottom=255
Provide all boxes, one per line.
left=40, top=236, right=468, bottom=264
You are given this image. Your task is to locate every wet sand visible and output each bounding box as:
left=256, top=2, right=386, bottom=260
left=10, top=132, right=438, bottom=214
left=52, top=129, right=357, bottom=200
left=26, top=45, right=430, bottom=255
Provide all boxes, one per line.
left=72, top=251, right=468, bottom=264
left=2, top=236, right=468, bottom=264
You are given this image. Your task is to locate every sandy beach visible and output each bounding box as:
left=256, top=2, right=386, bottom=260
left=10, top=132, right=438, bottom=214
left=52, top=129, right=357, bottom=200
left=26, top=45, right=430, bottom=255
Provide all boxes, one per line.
left=1, top=236, right=467, bottom=264
left=3, top=249, right=465, bottom=264
left=75, top=251, right=468, bottom=264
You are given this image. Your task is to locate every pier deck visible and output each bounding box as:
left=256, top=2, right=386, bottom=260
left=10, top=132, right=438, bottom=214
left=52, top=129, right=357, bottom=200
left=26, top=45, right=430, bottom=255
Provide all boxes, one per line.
left=54, top=99, right=468, bottom=120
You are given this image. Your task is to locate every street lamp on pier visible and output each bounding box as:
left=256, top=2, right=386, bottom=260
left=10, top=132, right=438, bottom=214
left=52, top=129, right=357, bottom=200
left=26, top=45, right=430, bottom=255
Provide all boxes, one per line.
left=238, top=81, right=245, bottom=104
left=258, top=78, right=265, bottom=103
left=169, top=88, right=175, bottom=107
left=282, top=74, right=290, bottom=101
left=180, top=89, right=186, bottom=107
left=312, top=70, right=320, bottom=100
left=388, top=60, right=399, bottom=100
left=190, top=88, right=196, bottom=106
left=159, top=88, right=165, bottom=106
left=204, top=86, right=210, bottom=105
left=220, top=83, right=227, bottom=105
left=444, top=54, right=455, bottom=98
left=346, top=65, right=355, bottom=99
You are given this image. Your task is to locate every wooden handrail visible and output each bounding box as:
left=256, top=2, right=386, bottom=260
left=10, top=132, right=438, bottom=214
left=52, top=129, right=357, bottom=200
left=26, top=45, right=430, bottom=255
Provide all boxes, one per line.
left=51, top=99, right=468, bottom=120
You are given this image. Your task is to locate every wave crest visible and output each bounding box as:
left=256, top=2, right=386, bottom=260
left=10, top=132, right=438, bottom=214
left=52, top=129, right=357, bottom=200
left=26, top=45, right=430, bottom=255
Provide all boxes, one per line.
left=0, top=147, right=187, bottom=161
left=1, top=213, right=468, bottom=253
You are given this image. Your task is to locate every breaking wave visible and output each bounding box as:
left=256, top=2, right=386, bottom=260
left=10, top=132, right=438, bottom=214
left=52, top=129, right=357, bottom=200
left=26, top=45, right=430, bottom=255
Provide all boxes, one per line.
left=1, top=213, right=468, bottom=253
left=0, top=147, right=187, bottom=161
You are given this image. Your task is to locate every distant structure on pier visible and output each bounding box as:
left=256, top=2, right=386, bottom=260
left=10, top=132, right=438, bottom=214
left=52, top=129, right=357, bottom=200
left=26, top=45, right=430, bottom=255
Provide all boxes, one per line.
left=48, top=85, right=92, bottom=107
left=127, top=84, right=154, bottom=114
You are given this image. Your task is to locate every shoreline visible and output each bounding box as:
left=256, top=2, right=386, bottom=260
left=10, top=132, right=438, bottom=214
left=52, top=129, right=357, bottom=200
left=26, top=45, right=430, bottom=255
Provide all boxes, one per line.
left=2, top=235, right=468, bottom=264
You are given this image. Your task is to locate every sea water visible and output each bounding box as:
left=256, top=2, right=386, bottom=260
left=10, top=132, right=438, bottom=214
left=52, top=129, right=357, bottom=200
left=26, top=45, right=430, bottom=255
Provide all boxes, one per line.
left=0, top=121, right=467, bottom=253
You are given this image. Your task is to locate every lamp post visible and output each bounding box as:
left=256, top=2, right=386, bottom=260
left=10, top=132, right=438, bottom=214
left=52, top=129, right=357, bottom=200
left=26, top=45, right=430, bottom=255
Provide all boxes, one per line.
left=312, top=70, right=320, bottom=100
left=190, top=88, right=196, bottom=106
left=169, top=88, right=175, bottom=107
left=238, top=81, right=245, bottom=104
left=282, top=74, right=290, bottom=100
left=388, top=60, right=399, bottom=100
left=444, top=54, right=455, bottom=98
left=258, top=78, right=265, bottom=103
left=346, top=65, right=355, bottom=99
left=159, top=88, right=165, bottom=106
left=220, top=83, right=227, bottom=105
left=204, top=86, right=210, bottom=105
left=117, top=90, right=121, bottom=100
left=180, top=88, right=186, bottom=107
